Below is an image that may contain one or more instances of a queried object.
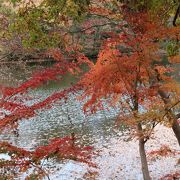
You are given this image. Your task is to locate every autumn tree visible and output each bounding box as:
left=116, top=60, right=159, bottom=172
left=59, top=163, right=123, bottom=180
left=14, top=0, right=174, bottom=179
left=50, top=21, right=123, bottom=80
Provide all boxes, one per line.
left=0, top=47, right=95, bottom=178
left=0, top=0, right=179, bottom=179
left=119, top=0, right=180, bottom=145
left=79, top=5, right=180, bottom=179
left=0, top=1, right=94, bottom=178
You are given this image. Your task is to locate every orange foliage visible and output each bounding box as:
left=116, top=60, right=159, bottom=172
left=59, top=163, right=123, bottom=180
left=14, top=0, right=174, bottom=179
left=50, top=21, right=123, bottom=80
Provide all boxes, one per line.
left=147, top=145, right=179, bottom=161
left=80, top=11, right=179, bottom=122
left=0, top=2, right=179, bottom=179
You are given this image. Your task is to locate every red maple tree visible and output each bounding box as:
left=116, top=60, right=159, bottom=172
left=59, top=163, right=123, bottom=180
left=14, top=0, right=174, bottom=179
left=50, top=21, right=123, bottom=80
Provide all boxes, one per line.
left=0, top=49, right=93, bottom=179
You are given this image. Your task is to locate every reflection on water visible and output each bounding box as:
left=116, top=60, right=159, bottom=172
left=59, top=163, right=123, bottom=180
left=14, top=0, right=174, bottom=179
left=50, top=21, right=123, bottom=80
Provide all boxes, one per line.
left=1, top=90, right=122, bottom=149
left=0, top=65, right=124, bottom=150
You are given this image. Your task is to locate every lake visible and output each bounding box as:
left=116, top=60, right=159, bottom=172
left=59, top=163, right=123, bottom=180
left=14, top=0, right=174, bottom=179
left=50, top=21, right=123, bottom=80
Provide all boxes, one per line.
left=0, top=64, right=123, bottom=150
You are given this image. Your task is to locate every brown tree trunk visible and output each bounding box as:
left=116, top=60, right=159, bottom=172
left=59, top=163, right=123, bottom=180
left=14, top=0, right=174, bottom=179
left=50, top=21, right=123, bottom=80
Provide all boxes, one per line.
left=172, top=119, right=180, bottom=146
left=158, top=89, right=180, bottom=146
left=137, top=123, right=151, bottom=180
left=133, top=64, right=150, bottom=179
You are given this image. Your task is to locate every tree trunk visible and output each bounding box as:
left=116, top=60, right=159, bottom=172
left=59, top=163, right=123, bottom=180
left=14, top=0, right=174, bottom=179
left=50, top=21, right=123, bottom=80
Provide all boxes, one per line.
left=158, top=89, right=180, bottom=146
left=133, top=67, right=150, bottom=179
left=172, top=119, right=180, bottom=145
left=137, top=123, right=151, bottom=180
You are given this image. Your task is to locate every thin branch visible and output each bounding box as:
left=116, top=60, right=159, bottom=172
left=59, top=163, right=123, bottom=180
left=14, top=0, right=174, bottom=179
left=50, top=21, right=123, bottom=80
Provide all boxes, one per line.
left=68, top=22, right=118, bottom=34
left=30, top=162, right=51, bottom=180
left=144, top=121, right=159, bottom=143
left=162, top=100, right=180, bottom=119
left=173, top=4, right=180, bottom=26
